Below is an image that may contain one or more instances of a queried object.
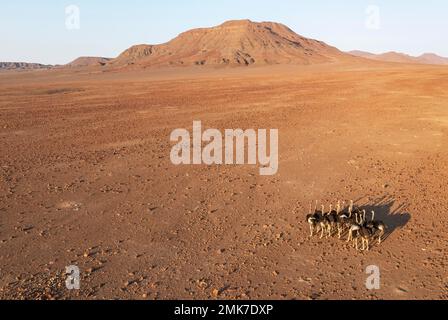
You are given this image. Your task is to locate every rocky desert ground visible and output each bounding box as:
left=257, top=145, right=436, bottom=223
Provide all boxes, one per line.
left=1, top=59, right=448, bottom=300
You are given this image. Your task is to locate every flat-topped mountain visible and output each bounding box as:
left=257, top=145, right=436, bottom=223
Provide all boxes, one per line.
left=110, top=19, right=351, bottom=68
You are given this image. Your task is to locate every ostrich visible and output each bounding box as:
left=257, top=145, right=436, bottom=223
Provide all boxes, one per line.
left=350, top=200, right=362, bottom=217
left=346, top=205, right=362, bottom=244
left=336, top=201, right=351, bottom=238
left=319, top=205, right=330, bottom=239
left=335, top=201, right=346, bottom=239
left=353, top=210, right=375, bottom=251
left=354, top=225, right=374, bottom=251
left=327, top=204, right=339, bottom=237
left=306, top=201, right=321, bottom=237
left=366, top=210, right=387, bottom=244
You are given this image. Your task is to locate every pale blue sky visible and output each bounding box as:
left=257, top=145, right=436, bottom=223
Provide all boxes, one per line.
left=1, top=0, right=447, bottom=64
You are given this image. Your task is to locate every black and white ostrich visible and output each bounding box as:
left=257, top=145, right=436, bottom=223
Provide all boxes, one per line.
left=319, top=204, right=331, bottom=239
left=306, top=201, right=324, bottom=237
left=365, top=210, right=387, bottom=244
left=327, top=204, right=339, bottom=237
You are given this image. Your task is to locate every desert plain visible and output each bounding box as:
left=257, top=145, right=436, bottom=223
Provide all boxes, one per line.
left=0, top=59, right=448, bottom=300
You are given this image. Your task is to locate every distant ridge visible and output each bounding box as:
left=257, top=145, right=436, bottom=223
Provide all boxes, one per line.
left=349, top=50, right=448, bottom=65
left=418, top=53, right=448, bottom=65
left=1, top=57, right=113, bottom=71
left=0, top=62, right=53, bottom=71
left=64, top=56, right=112, bottom=68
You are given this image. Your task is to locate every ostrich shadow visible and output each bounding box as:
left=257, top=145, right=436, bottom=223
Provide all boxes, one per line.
left=355, top=195, right=411, bottom=243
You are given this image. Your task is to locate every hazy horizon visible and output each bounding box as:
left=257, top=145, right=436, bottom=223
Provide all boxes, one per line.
left=1, top=0, right=447, bottom=65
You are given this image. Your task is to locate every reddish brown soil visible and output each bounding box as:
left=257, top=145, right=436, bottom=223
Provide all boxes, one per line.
left=0, top=62, right=448, bottom=300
